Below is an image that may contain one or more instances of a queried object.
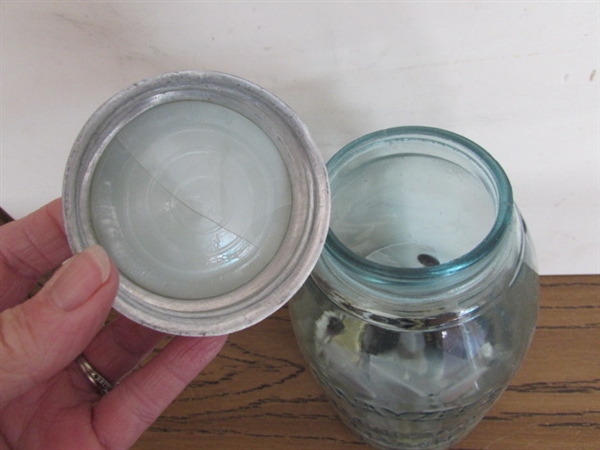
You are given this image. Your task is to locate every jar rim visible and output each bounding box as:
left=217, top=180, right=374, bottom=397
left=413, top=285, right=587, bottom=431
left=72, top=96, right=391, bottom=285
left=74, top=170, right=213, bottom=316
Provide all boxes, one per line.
left=324, top=126, right=513, bottom=281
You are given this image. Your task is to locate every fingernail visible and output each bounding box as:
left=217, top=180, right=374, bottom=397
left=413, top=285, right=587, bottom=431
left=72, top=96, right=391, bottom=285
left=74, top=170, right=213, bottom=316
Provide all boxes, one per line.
left=49, top=245, right=113, bottom=311
left=85, top=245, right=112, bottom=284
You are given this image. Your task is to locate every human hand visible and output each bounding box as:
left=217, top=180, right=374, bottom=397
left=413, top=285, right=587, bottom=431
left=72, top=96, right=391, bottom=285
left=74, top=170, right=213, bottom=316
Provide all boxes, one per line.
left=0, top=199, right=227, bottom=449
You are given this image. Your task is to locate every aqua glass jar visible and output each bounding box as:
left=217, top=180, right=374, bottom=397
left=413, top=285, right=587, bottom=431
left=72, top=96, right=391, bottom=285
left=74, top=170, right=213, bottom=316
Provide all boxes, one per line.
left=289, top=127, right=539, bottom=450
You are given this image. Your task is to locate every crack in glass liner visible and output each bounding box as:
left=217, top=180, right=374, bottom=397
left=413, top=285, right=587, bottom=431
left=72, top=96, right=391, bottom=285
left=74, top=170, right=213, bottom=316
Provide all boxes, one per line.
left=63, top=71, right=330, bottom=336
left=290, top=127, right=539, bottom=450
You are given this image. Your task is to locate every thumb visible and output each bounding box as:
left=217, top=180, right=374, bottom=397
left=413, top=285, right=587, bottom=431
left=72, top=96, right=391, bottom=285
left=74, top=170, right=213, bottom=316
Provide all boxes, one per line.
left=0, top=245, right=118, bottom=407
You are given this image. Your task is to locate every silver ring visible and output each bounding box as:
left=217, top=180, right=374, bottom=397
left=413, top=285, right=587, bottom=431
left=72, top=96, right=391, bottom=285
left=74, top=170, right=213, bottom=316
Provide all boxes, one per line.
left=75, top=355, right=113, bottom=395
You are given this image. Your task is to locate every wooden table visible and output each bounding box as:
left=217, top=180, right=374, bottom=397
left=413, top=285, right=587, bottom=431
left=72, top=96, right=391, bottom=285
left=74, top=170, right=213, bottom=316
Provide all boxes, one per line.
left=132, top=275, right=599, bottom=450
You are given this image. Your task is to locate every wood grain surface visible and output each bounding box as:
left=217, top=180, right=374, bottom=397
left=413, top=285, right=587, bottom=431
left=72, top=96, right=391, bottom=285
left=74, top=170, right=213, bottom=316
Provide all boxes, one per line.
left=131, top=275, right=599, bottom=450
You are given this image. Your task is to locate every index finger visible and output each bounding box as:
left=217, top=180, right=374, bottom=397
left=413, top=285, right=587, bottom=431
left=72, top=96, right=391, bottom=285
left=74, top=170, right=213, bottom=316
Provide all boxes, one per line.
left=0, top=199, right=72, bottom=310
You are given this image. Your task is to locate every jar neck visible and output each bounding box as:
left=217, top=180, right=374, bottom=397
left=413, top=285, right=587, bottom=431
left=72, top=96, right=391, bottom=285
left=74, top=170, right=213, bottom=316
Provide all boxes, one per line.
left=312, top=127, right=523, bottom=330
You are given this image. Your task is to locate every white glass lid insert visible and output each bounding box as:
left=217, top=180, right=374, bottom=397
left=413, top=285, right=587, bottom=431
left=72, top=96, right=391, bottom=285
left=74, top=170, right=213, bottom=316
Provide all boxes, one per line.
left=90, top=100, right=293, bottom=300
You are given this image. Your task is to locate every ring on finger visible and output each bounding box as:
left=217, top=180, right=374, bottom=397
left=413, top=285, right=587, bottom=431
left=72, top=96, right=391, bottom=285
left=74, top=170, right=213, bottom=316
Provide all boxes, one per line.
left=75, top=354, right=114, bottom=395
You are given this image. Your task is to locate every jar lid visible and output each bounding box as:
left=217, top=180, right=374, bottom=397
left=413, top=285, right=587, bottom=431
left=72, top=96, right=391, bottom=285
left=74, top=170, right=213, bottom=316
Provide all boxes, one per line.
left=63, top=71, right=330, bottom=336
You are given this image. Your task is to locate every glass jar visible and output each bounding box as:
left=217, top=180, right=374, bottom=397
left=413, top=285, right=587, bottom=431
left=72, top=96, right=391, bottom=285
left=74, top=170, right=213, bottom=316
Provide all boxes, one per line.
left=289, top=127, right=539, bottom=450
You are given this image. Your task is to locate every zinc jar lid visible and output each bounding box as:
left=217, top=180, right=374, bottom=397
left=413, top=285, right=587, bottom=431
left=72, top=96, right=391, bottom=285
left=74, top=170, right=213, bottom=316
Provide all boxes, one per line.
left=63, top=71, right=330, bottom=336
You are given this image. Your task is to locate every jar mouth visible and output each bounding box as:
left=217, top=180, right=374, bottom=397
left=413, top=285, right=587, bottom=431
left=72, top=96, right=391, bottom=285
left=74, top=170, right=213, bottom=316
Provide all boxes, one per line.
left=324, top=126, right=513, bottom=282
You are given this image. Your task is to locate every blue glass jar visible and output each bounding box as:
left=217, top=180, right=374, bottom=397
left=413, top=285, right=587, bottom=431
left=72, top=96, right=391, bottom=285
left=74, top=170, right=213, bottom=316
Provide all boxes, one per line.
left=289, top=127, right=539, bottom=450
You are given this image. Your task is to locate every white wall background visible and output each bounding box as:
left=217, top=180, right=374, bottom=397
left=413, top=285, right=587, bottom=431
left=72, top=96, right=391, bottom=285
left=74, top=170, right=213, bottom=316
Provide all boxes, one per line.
left=1, top=2, right=598, bottom=275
